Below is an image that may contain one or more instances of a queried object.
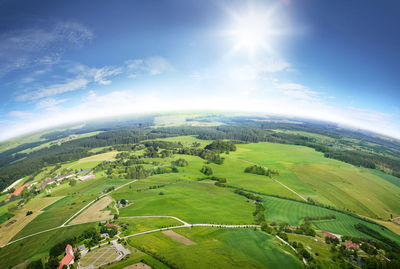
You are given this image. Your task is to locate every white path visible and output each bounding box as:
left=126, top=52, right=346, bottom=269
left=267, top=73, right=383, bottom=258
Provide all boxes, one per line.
left=61, top=180, right=137, bottom=226
left=119, top=215, right=190, bottom=226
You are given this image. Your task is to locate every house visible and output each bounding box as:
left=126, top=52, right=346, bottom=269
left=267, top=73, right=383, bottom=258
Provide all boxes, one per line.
left=36, top=177, right=54, bottom=192
left=345, top=241, right=360, bottom=250
left=322, top=231, right=337, bottom=239
left=7, top=184, right=31, bottom=200
left=77, top=173, right=95, bottom=181
left=55, top=172, right=76, bottom=183
left=57, top=244, right=75, bottom=269
left=101, top=233, right=110, bottom=239
left=106, top=223, right=120, bottom=229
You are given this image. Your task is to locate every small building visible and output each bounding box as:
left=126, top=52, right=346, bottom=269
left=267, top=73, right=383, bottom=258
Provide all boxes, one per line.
left=322, top=231, right=337, bottom=239
left=345, top=241, right=360, bottom=250
left=77, top=173, right=95, bottom=181
left=101, top=233, right=110, bottom=239
left=7, top=184, right=31, bottom=200
left=57, top=244, right=75, bottom=269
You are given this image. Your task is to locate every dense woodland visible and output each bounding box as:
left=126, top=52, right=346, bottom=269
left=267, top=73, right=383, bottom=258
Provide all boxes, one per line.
left=1, top=115, right=399, bottom=191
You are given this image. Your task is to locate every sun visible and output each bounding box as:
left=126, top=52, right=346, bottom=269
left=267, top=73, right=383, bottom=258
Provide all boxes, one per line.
left=225, top=3, right=287, bottom=56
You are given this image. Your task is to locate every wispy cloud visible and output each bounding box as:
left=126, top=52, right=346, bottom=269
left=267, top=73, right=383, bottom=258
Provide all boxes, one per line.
left=0, top=22, right=93, bottom=77
left=126, top=56, right=172, bottom=77
left=273, top=82, right=319, bottom=100
left=16, top=64, right=121, bottom=102
left=36, top=98, right=68, bottom=111
left=7, top=111, right=34, bottom=119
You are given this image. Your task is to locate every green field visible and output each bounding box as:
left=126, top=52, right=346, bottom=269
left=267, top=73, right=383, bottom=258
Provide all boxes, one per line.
left=231, top=142, right=400, bottom=220
left=128, top=227, right=303, bottom=269
left=0, top=223, right=96, bottom=268
left=13, top=194, right=96, bottom=239
left=262, top=195, right=400, bottom=244
left=113, top=181, right=255, bottom=224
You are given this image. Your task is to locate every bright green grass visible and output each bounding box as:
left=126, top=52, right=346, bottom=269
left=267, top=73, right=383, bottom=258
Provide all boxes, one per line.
left=115, top=217, right=182, bottom=236
left=128, top=227, right=303, bottom=269
left=0, top=212, right=14, bottom=225
left=113, top=181, right=255, bottom=224
left=370, top=169, right=400, bottom=188
left=0, top=223, right=96, bottom=268
left=232, top=142, right=400, bottom=219
left=262, top=195, right=400, bottom=244
left=13, top=194, right=96, bottom=240
left=41, top=196, right=70, bottom=211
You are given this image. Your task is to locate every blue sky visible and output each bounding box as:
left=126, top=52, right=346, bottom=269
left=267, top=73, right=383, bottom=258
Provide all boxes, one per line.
left=0, top=0, right=399, bottom=140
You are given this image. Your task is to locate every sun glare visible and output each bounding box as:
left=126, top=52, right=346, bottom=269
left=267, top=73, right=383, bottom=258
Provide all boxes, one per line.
left=226, top=3, right=287, bottom=56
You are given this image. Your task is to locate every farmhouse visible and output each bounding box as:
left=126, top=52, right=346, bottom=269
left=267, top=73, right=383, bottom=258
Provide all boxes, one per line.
left=36, top=177, right=54, bottom=192
left=77, top=173, right=95, bottom=181
left=7, top=184, right=31, bottom=200
left=57, top=244, right=75, bottom=269
left=55, top=172, right=76, bottom=182
left=322, top=231, right=337, bottom=239
left=345, top=241, right=360, bottom=250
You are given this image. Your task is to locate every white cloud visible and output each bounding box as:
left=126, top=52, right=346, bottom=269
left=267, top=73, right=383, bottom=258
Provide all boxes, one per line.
left=16, top=64, right=121, bottom=102
left=273, top=81, right=319, bottom=101
left=126, top=56, right=172, bottom=77
left=1, top=89, right=400, bottom=141
left=36, top=98, right=68, bottom=111
left=0, top=22, right=93, bottom=78
left=7, top=111, right=34, bottom=119
left=17, top=78, right=89, bottom=101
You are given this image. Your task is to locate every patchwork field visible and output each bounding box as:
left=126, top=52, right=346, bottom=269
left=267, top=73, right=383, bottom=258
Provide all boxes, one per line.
left=0, top=223, right=96, bottom=268
left=0, top=196, right=64, bottom=246
left=262, top=195, right=400, bottom=244
left=231, top=142, right=400, bottom=220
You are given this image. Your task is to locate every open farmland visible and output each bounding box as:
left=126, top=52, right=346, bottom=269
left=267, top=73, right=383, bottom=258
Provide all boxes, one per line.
left=128, top=227, right=304, bottom=269
left=0, top=196, right=64, bottom=246
left=70, top=196, right=113, bottom=224
left=231, top=142, right=400, bottom=220
left=113, top=181, right=255, bottom=225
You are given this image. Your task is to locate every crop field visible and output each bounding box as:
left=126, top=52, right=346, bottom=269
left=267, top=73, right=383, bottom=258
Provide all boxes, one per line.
left=80, top=245, right=119, bottom=267
left=0, top=196, right=64, bottom=246
left=13, top=194, right=96, bottom=239
left=70, top=196, right=113, bottom=224
left=128, top=227, right=303, bottom=269
left=113, top=181, right=255, bottom=224
left=231, top=142, right=400, bottom=220
left=0, top=223, right=96, bottom=268
left=262, top=195, right=400, bottom=244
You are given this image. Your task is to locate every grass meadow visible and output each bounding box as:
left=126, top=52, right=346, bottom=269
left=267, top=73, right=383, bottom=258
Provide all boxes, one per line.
left=128, top=227, right=303, bottom=269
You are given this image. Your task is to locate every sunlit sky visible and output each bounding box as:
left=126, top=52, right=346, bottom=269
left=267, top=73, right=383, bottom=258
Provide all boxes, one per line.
left=0, top=0, right=399, bottom=140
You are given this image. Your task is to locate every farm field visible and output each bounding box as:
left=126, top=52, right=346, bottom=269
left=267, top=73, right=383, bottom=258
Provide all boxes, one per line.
left=13, top=194, right=96, bottom=240
left=113, top=181, right=255, bottom=225
left=231, top=142, right=400, bottom=220
left=0, top=223, right=96, bottom=268
left=0, top=196, right=64, bottom=246
left=70, top=196, right=113, bottom=224
left=262, top=195, right=400, bottom=244
left=0, top=127, right=400, bottom=268
left=128, top=227, right=303, bottom=269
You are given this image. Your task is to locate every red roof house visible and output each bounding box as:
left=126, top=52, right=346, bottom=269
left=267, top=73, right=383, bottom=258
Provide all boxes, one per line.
left=57, top=244, right=74, bottom=269
left=7, top=184, right=30, bottom=200
left=322, top=231, right=337, bottom=239
left=345, top=241, right=360, bottom=250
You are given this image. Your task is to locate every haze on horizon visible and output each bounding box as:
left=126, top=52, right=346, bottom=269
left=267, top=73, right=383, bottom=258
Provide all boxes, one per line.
left=0, top=0, right=399, bottom=141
